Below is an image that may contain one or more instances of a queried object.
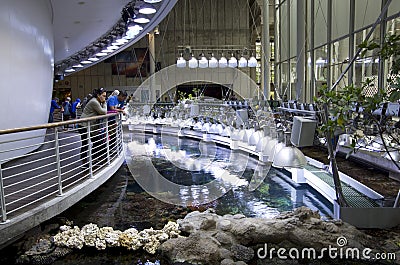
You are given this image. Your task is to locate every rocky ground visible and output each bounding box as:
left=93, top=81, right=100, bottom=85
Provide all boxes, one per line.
left=0, top=147, right=399, bottom=265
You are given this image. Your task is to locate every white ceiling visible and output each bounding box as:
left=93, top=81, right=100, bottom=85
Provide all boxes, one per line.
left=51, top=0, right=132, bottom=63
left=51, top=0, right=177, bottom=67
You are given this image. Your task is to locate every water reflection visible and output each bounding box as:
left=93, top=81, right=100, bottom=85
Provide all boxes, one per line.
left=126, top=132, right=333, bottom=218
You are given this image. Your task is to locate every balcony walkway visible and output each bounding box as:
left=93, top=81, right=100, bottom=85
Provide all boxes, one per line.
left=0, top=115, right=124, bottom=248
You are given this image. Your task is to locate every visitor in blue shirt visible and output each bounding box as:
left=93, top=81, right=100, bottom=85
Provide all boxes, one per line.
left=71, top=98, right=81, bottom=119
left=48, top=97, right=61, bottom=123
left=107, top=91, right=127, bottom=112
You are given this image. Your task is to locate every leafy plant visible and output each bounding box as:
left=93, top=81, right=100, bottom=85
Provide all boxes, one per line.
left=314, top=34, right=400, bottom=206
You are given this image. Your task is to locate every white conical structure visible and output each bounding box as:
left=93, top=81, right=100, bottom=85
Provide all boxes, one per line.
left=188, top=56, right=198, bottom=68
left=248, top=56, right=257, bottom=67
left=228, top=55, right=238, bottom=68
left=198, top=54, right=208, bottom=68
left=238, top=56, right=248, bottom=67
left=176, top=56, right=186, bottom=68
left=209, top=54, right=218, bottom=68
left=219, top=55, right=228, bottom=68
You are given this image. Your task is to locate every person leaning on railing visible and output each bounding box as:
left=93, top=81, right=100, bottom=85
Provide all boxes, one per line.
left=78, top=88, right=107, bottom=168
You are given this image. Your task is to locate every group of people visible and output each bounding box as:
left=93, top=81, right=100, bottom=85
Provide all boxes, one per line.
left=48, top=97, right=81, bottom=125
left=49, top=88, right=128, bottom=168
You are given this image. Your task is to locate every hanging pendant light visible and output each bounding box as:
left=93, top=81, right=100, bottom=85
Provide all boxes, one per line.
left=188, top=54, right=198, bottom=68
left=272, top=132, right=308, bottom=168
left=209, top=53, right=218, bottom=68
left=238, top=56, right=248, bottom=67
left=218, top=54, right=228, bottom=68
left=198, top=53, right=208, bottom=68
left=248, top=54, right=257, bottom=67
left=176, top=54, right=186, bottom=68
left=228, top=53, right=238, bottom=68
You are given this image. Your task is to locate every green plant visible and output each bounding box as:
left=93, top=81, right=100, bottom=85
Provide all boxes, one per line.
left=315, top=34, right=400, bottom=207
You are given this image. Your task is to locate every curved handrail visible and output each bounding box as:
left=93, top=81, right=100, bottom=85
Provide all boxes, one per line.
left=0, top=113, right=119, bottom=135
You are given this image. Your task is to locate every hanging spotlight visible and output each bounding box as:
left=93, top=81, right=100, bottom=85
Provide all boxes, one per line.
left=218, top=53, right=228, bottom=68
left=176, top=54, right=186, bottom=68
left=198, top=53, right=208, bottom=68
left=209, top=54, right=218, bottom=68
left=188, top=54, right=198, bottom=68
left=238, top=56, right=248, bottom=68
left=248, top=54, right=257, bottom=67
left=272, top=132, right=308, bottom=168
left=228, top=53, right=238, bottom=68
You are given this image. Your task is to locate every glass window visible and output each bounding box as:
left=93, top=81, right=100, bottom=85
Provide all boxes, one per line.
left=355, top=0, right=381, bottom=30
left=281, top=61, right=289, bottom=98
left=280, top=1, right=289, bottom=61
left=289, top=0, right=297, bottom=58
left=385, top=18, right=400, bottom=94
left=314, top=0, right=328, bottom=46
left=332, top=0, right=350, bottom=40
left=331, top=38, right=350, bottom=90
left=315, top=45, right=328, bottom=82
left=388, top=0, right=400, bottom=18
left=354, top=27, right=380, bottom=92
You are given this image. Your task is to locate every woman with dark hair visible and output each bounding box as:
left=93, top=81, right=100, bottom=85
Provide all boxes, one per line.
left=78, top=88, right=107, bottom=168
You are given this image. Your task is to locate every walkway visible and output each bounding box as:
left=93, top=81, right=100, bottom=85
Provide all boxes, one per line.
left=0, top=114, right=125, bottom=248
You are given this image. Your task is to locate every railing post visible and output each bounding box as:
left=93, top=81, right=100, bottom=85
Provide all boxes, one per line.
left=105, top=118, right=110, bottom=165
left=117, top=114, right=122, bottom=156
left=88, top=121, right=93, bottom=178
left=0, top=164, right=7, bottom=222
left=55, top=128, right=63, bottom=196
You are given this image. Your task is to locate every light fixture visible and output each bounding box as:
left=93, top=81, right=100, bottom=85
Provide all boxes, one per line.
left=134, top=14, right=150, bottom=24
left=176, top=54, right=186, bottom=68
left=88, top=56, right=100, bottom=62
left=238, top=56, right=248, bottom=68
left=272, top=132, right=307, bottom=168
left=248, top=55, right=257, bottom=67
left=218, top=54, right=228, bottom=68
left=65, top=68, right=75, bottom=73
left=209, top=54, right=218, bottom=68
left=144, top=0, right=162, bottom=3
left=228, top=53, right=238, bottom=68
left=72, top=63, right=84, bottom=68
left=80, top=60, right=92, bottom=64
left=198, top=53, right=208, bottom=68
left=188, top=54, right=198, bottom=68
left=95, top=52, right=108, bottom=56
left=139, top=3, right=157, bottom=14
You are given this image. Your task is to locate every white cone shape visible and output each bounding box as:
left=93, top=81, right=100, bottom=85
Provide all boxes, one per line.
left=228, top=56, right=238, bottom=68
left=219, top=56, right=228, bottom=68
left=188, top=57, right=198, bottom=68
left=176, top=57, right=186, bottom=68
left=248, top=56, right=257, bottom=67
left=238, top=56, right=248, bottom=67
left=199, top=56, right=208, bottom=68
left=209, top=56, right=218, bottom=68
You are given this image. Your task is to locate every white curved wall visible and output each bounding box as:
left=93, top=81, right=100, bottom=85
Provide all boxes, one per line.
left=0, top=0, right=54, bottom=161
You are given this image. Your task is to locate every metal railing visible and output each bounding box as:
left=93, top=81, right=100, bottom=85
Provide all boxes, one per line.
left=0, top=113, right=124, bottom=222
